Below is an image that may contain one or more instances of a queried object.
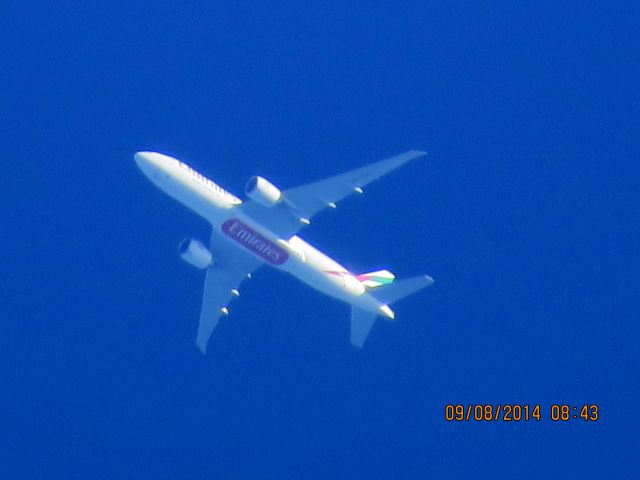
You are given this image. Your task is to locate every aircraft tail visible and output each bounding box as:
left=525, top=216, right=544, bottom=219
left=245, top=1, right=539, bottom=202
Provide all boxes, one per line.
left=371, top=274, right=434, bottom=305
left=355, top=269, right=395, bottom=288
left=350, top=274, right=434, bottom=348
left=350, top=307, right=378, bottom=348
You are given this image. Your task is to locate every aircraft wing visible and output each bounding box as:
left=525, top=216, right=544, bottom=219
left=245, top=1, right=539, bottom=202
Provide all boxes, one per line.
left=240, top=150, right=426, bottom=237
left=196, top=228, right=264, bottom=353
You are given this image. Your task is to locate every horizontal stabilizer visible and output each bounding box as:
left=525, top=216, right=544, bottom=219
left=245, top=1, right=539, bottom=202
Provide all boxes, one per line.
left=356, top=269, right=395, bottom=288
left=371, top=275, right=434, bottom=305
left=351, top=307, right=378, bottom=348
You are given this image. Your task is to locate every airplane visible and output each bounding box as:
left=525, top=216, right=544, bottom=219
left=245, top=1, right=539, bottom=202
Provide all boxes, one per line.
left=134, top=150, right=434, bottom=353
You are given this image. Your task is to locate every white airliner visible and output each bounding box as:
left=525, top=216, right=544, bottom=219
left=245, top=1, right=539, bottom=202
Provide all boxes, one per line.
left=135, top=150, right=433, bottom=352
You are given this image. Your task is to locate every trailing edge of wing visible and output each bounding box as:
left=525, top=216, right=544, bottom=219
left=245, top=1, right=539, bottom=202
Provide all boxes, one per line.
left=196, top=228, right=263, bottom=353
left=240, top=150, right=426, bottom=237
left=197, top=266, right=237, bottom=353
left=284, top=150, right=427, bottom=221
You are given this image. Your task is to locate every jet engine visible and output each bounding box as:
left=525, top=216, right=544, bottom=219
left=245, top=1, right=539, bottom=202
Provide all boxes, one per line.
left=178, top=238, right=213, bottom=269
left=245, top=176, right=282, bottom=207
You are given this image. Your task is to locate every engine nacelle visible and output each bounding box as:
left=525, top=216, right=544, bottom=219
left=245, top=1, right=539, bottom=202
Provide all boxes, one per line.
left=178, top=238, right=213, bottom=269
left=245, top=176, right=282, bottom=207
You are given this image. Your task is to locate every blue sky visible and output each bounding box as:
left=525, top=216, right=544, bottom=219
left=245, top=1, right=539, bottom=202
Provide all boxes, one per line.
left=2, top=1, right=639, bottom=478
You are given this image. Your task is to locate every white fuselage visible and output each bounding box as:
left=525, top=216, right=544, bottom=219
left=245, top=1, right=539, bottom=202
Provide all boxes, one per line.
left=135, top=152, right=391, bottom=317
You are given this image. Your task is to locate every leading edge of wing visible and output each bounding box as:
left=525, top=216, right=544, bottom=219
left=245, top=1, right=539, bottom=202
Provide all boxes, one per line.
left=240, top=150, right=427, bottom=237
left=283, top=149, right=427, bottom=219
left=196, top=265, right=237, bottom=353
left=196, top=229, right=264, bottom=353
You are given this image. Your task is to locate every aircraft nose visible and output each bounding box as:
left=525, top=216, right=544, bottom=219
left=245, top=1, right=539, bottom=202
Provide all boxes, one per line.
left=134, top=151, right=169, bottom=181
left=134, top=151, right=157, bottom=168
left=134, top=151, right=181, bottom=182
left=134, top=151, right=172, bottom=177
left=134, top=151, right=180, bottom=168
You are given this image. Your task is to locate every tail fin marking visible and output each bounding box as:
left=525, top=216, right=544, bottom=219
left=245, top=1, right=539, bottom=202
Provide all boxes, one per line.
left=356, top=269, right=395, bottom=288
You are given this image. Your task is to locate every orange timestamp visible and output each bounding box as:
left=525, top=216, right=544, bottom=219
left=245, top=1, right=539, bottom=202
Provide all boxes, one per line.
left=445, top=404, right=600, bottom=422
